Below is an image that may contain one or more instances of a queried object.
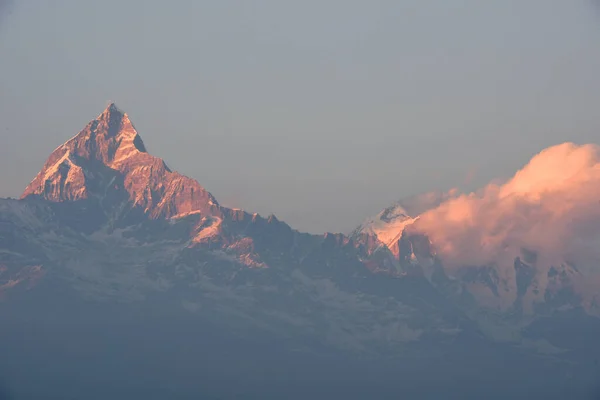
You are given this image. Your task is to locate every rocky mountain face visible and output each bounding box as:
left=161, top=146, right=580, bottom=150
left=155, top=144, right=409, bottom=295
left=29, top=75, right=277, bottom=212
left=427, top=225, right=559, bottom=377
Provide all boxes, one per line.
left=3, top=104, right=462, bottom=346
left=22, top=103, right=219, bottom=219
left=1, top=104, right=599, bottom=399
left=354, top=191, right=599, bottom=322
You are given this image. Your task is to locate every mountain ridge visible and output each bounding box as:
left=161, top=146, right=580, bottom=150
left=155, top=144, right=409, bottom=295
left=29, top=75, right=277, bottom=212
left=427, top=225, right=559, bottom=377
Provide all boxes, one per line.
left=1, top=104, right=599, bottom=399
left=10, top=103, right=600, bottom=320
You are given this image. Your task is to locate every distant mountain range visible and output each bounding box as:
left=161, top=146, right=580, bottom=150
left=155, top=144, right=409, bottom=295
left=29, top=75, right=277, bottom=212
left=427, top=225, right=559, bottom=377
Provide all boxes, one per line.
left=0, top=104, right=598, bottom=399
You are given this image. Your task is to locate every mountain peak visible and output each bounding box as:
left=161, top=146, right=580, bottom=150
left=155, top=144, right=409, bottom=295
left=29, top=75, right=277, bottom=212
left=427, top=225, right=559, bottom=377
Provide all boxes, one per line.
left=103, top=101, right=121, bottom=114
left=21, top=104, right=219, bottom=219
left=98, top=102, right=134, bottom=129
left=353, top=190, right=460, bottom=252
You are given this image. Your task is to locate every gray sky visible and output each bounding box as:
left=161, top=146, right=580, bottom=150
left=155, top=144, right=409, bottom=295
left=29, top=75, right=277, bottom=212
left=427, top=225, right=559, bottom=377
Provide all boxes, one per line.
left=0, top=0, right=599, bottom=234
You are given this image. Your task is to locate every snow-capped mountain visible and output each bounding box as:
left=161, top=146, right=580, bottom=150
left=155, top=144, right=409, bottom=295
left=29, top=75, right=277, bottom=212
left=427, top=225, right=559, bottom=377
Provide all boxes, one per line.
left=353, top=190, right=457, bottom=243
left=353, top=202, right=416, bottom=249
left=22, top=103, right=219, bottom=219
left=354, top=180, right=600, bottom=331
left=352, top=190, right=459, bottom=257
left=2, top=104, right=467, bottom=348
left=0, top=104, right=599, bottom=398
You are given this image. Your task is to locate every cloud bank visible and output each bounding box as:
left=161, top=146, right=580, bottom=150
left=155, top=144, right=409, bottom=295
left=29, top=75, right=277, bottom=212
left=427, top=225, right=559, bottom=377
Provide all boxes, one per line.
left=409, top=143, right=600, bottom=273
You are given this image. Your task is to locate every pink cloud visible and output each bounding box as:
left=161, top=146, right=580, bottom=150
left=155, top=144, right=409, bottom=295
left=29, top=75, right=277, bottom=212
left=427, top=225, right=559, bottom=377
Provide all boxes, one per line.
left=408, top=143, right=600, bottom=274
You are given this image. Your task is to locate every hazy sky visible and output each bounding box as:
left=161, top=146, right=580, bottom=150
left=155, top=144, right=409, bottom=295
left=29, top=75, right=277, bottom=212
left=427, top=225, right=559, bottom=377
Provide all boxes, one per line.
left=0, top=1, right=599, bottom=233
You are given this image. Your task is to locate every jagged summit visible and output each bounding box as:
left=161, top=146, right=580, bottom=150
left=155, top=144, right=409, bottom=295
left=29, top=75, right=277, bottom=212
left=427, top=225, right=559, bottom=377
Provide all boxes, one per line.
left=103, top=101, right=121, bottom=114
left=353, top=190, right=458, bottom=251
left=97, top=102, right=139, bottom=141
left=21, top=104, right=218, bottom=219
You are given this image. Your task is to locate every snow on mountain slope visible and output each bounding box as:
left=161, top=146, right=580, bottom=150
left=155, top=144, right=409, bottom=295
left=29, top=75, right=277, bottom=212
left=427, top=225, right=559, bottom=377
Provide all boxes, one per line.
left=0, top=103, right=477, bottom=353
left=0, top=196, right=463, bottom=351
left=356, top=196, right=596, bottom=318
left=354, top=203, right=416, bottom=247
left=352, top=190, right=458, bottom=259
left=22, top=103, right=219, bottom=220
left=356, top=150, right=600, bottom=319
left=2, top=103, right=599, bottom=364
